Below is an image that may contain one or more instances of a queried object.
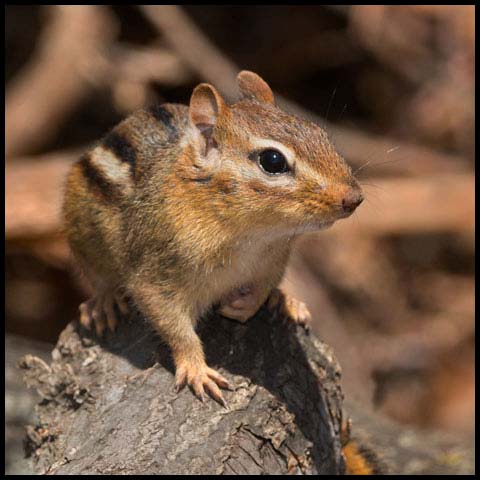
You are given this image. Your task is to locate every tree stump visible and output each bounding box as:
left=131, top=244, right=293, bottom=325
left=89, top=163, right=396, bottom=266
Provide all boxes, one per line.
left=20, top=305, right=346, bottom=475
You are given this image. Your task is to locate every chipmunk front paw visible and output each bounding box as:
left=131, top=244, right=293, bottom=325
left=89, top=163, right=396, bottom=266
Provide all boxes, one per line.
left=174, top=358, right=232, bottom=407
left=79, top=289, right=129, bottom=336
left=267, top=288, right=312, bottom=331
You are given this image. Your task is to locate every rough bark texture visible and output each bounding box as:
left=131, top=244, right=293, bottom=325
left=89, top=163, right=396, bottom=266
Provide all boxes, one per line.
left=345, top=401, right=475, bottom=475
left=6, top=334, right=53, bottom=475
left=19, top=306, right=346, bottom=475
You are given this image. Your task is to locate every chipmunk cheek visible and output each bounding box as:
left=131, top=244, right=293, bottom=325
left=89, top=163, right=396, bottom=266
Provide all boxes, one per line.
left=212, top=175, right=238, bottom=195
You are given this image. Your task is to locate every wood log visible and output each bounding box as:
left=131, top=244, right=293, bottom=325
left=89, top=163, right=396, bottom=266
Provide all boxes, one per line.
left=15, top=314, right=475, bottom=475
left=345, top=400, right=475, bottom=475
left=6, top=334, right=53, bottom=475
left=19, top=306, right=346, bottom=475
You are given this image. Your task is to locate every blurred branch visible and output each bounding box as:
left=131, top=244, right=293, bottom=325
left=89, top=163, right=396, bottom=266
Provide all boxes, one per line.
left=5, top=150, right=78, bottom=238
left=140, top=5, right=239, bottom=100
left=140, top=5, right=469, bottom=176
left=346, top=5, right=474, bottom=155
left=348, top=6, right=432, bottom=83
left=5, top=6, right=198, bottom=158
left=274, top=29, right=361, bottom=76
left=332, top=173, right=474, bottom=236
left=6, top=6, right=117, bottom=158
left=369, top=313, right=474, bottom=373
left=327, top=127, right=468, bottom=177
left=110, top=45, right=191, bottom=86
left=106, top=44, right=193, bottom=113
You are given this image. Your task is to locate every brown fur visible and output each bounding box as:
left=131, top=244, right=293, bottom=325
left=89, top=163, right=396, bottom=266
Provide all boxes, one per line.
left=62, top=71, right=363, bottom=404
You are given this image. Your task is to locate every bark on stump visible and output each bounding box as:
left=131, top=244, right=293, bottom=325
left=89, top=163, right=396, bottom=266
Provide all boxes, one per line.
left=20, top=306, right=346, bottom=475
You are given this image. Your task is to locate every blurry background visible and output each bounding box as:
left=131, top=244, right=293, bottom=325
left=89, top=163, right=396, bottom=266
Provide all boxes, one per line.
left=5, top=5, right=474, bottom=474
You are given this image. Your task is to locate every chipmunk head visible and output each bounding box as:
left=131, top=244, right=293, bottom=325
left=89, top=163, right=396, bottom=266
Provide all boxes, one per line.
left=186, top=71, right=363, bottom=235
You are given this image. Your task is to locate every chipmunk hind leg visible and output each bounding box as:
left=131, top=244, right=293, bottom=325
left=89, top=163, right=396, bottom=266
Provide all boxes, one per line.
left=217, top=284, right=266, bottom=323
left=218, top=285, right=312, bottom=331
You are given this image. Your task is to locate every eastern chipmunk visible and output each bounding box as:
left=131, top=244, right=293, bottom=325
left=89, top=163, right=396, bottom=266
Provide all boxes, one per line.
left=343, top=440, right=384, bottom=475
left=63, top=71, right=363, bottom=406
left=341, top=418, right=386, bottom=475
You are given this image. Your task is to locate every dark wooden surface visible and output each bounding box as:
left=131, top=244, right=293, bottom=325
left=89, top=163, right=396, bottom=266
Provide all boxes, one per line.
left=19, top=306, right=346, bottom=474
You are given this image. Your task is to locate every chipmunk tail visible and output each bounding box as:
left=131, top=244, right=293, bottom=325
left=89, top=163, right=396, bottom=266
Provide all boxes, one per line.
left=343, top=439, right=386, bottom=475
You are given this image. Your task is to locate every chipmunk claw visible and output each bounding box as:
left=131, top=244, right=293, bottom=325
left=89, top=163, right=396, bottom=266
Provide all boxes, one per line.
left=79, top=297, right=105, bottom=335
left=267, top=288, right=312, bottom=331
left=79, top=290, right=127, bottom=337
left=174, top=368, right=188, bottom=393
left=114, top=289, right=130, bottom=316
left=174, top=361, right=230, bottom=407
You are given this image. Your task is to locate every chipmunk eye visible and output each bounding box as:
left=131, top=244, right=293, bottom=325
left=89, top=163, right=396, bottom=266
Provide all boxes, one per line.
left=257, top=149, right=289, bottom=174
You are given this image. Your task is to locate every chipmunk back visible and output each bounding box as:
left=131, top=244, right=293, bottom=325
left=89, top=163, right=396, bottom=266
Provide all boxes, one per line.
left=63, top=71, right=363, bottom=405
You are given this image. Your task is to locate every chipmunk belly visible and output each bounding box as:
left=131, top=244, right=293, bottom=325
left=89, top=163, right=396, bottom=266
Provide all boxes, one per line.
left=195, top=236, right=291, bottom=315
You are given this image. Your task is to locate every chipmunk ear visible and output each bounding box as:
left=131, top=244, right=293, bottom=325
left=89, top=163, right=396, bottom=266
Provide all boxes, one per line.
left=189, top=84, right=227, bottom=168
left=190, top=84, right=228, bottom=154
left=190, top=83, right=228, bottom=131
left=237, top=71, right=275, bottom=105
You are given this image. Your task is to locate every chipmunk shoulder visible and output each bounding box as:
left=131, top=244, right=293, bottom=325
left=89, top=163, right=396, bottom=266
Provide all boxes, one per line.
left=63, top=71, right=363, bottom=406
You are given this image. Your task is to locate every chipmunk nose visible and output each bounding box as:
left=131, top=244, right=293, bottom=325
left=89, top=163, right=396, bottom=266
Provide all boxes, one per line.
left=342, top=188, right=364, bottom=214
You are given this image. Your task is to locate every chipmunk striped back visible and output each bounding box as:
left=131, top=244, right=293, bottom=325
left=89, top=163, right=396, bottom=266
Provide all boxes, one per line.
left=76, top=104, right=187, bottom=203
left=62, top=103, right=188, bottom=284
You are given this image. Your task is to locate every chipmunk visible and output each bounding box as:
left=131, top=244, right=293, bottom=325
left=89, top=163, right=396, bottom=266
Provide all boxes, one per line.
left=341, top=417, right=386, bottom=475
left=62, top=71, right=363, bottom=407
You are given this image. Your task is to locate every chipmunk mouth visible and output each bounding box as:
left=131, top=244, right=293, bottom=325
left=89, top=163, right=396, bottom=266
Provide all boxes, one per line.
left=300, top=219, right=335, bottom=233
left=337, top=209, right=356, bottom=219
